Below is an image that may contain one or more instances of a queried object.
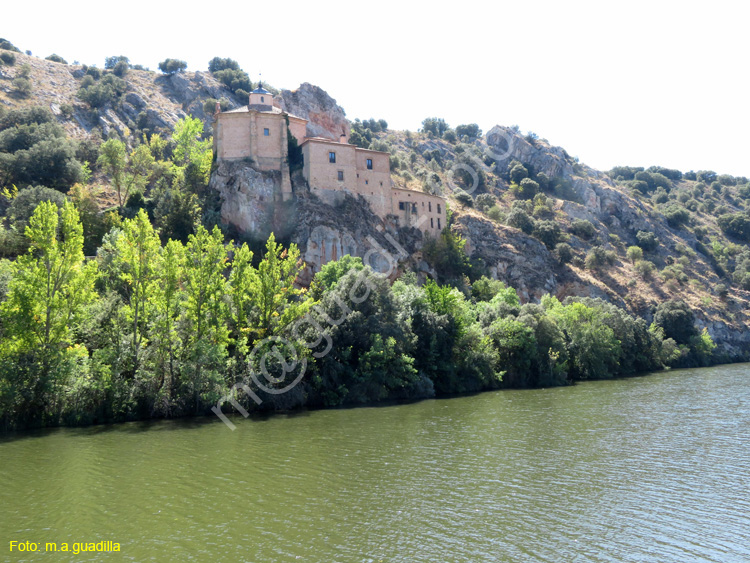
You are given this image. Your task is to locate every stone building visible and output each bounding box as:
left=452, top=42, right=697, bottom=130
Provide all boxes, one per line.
left=213, top=85, right=445, bottom=237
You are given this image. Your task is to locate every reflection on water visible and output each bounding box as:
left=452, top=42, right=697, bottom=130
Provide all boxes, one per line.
left=1, top=364, right=749, bottom=562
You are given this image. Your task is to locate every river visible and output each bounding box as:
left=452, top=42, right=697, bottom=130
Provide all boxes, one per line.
left=1, top=364, right=749, bottom=562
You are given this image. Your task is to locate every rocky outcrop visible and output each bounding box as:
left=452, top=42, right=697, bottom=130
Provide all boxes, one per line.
left=279, top=83, right=350, bottom=141
left=293, top=192, right=418, bottom=282
left=209, top=160, right=278, bottom=237
left=453, top=215, right=558, bottom=301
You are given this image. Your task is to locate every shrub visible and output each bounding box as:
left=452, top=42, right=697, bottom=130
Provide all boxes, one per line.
left=509, top=163, right=529, bottom=184
left=442, top=129, right=457, bottom=143
left=77, top=74, right=126, bottom=108
left=555, top=242, right=573, bottom=264
left=475, top=193, right=496, bottom=212
left=532, top=220, right=561, bottom=249
left=208, top=57, right=240, bottom=72
left=636, top=230, right=658, bottom=251
left=585, top=246, right=615, bottom=270
left=454, top=190, right=474, bottom=207
left=12, top=77, right=32, bottom=97
left=511, top=177, right=539, bottom=200
left=715, top=284, right=728, bottom=298
left=626, top=245, right=644, bottom=263
left=158, top=58, right=187, bottom=74
left=0, top=51, right=16, bottom=65
left=212, top=68, right=252, bottom=94
left=717, top=213, right=750, bottom=242
left=45, top=53, right=67, bottom=64
left=84, top=66, right=102, bottom=80
left=7, top=185, right=66, bottom=231
left=570, top=219, right=596, bottom=239
left=487, top=205, right=503, bottom=223
left=112, top=60, right=129, bottom=77
left=634, top=259, right=655, bottom=278
left=104, top=55, right=129, bottom=69
left=455, top=123, right=481, bottom=138
left=506, top=208, right=534, bottom=234
left=663, top=204, right=690, bottom=228
left=421, top=117, right=448, bottom=136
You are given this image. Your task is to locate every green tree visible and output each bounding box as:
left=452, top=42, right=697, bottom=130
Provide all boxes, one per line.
left=114, top=210, right=162, bottom=375
left=0, top=201, right=97, bottom=422
left=181, top=225, right=229, bottom=411
left=158, top=59, right=187, bottom=74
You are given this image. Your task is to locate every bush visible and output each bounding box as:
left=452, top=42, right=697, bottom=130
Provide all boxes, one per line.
left=715, top=284, right=728, bottom=298
left=212, top=68, right=252, bottom=94
left=45, top=53, right=67, bottom=64
left=509, top=163, right=529, bottom=184
left=487, top=205, right=503, bottom=222
left=555, top=242, right=573, bottom=264
left=455, top=123, right=481, bottom=138
left=454, top=190, right=474, bottom=207
left=208, top=57, right=240, bottom=72
left=663, top=204, right=690, bottom=228
left=717, top=213, right=750, bottom=242
left=506, top=208, right=534, bottom=234
left=532, top=220, right=561, bottom=249
left=570, top=219, right=596, bottom=239
left=112, top=60, right=129, bottom=77
left=77, top=74, right=126, bottom=108
left=475, top=193, right=496, bottom=212
left=0, top=51, right=16, bottom=65
left=634, top=259, right=655, bottom=278
left=442, top=129, right=457, bottom=143
left=158, top=58, right=187, bottom=74
left=12, top=77, right=32, bottom=97
left=626, top=245, right=644, bottom=263
left=104, top=55, right=129, bottom=69
left=636, top=230, right=658, bottom=251
left=421, top=117, right=448, bottom=136
left=585, top=246, right=615, bottom=270
left=511, top=177, right=539, bottom=200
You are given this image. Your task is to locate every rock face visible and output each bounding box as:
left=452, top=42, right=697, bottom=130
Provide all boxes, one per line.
left=209, top=160, right=278, bottom=237
left=279, top=83, right=350, bottom=141
left=453, top=215, right=558, bottom=301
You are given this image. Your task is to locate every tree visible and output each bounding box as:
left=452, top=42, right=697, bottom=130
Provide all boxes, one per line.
left=45, top=54, right=67, bottom=64
left=104, top=55, right=129, bottom=69
left=626, top=245, right=644, bottom=263
left=636, top=230, right=658, bottom=251
left=208, top=57, right=240, bottom=72
left=181, top=226, right=230, bottom=411
left=158, top=59, right=187, bottom=75
left=653, top=300, right=697, bottom=345
left=421, top=117, right=448, bottom=136
left=171, top=116, right=212, bottom=183
left=248, top=233, right=309, bottom=339
left=97, top=139, right=155, bottom=211
left=114, top=210, right=162, bottom=375
left=0, top=201, right=98, bottom=421
left=455, top=123, right=482, bottom=138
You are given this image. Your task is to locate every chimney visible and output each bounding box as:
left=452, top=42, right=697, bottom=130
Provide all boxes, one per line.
left=339, top=130, right=347, bottom=144
left=214, top=101, right=221, bottom=116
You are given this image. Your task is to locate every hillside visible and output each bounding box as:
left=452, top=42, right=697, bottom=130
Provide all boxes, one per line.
left=2, top=45, right=749, bottom=361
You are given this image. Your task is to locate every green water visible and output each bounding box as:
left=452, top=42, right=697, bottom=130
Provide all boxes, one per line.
left=2, top=364, right=749, bottom=562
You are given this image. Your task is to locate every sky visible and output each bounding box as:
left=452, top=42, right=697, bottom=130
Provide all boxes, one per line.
left=4, top=0, right=749, bottom=176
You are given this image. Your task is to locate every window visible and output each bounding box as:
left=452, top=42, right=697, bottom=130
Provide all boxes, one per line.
left=422, top=202, right=425, bottom=207
left=412, top=203, right=417, bottom=213
left=261, top=96, right=265, bottom=103
left=437, top=218, right=441, bottom=229
left=399, top=202, right=405, bottom=210
left=365, top=180, right=369, bottom=185
left=431, top=218, right=434, bottom=228
left=380, top=182, right=383, bottom=186
left=263, top=128, right=269, bottom=136
left=338, top=170, right=344, bottom=181
left=329, top=152, right=336, bottom=163
left=367, top=158, right=373, bottom=170
left=437, top=204, right=442, bottom=214
left=429, top=202, right=432, bottom=212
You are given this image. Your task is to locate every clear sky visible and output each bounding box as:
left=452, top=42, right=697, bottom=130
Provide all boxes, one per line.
left=4, top=0, right=748, bottom=176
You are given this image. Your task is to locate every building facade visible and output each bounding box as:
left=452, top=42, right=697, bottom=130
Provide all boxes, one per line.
left=214, top=86, right=445, bottom=237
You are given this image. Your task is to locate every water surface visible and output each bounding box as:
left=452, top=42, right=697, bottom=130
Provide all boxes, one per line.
left=2, top=364, right=749, bottom=562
